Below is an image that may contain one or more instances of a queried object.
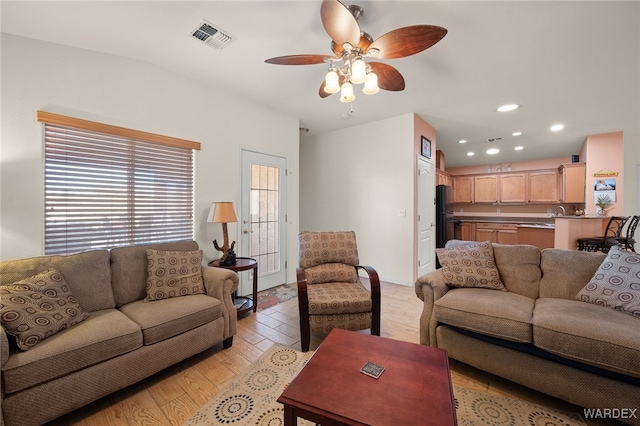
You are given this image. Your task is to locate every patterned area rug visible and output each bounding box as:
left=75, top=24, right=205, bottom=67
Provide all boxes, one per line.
left=256, top=283, right=297, bottom=311
left=184, top=345, right=586, bottom=426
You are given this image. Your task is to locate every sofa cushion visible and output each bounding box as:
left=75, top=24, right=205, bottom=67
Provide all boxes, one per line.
left=2, top=309, right=142, bottom=394
left=0, top=269, right=89, bottom=350
left=307, top=281, right=372, bottom=315
left=119, top=294, right=222, bottom=345
left=110, top=241, right=200, bottom=307
left=304, top=263, right=358, bottom=284
left=0, top=250, right=114, bottom=312
left=533, top=298, right=640, bottom=378
left=145, top=249, right=205, bottom=301
left=576, top=246, right=640, bottom=317
left=492, top=243, right=542, bottom=299
left=436, top=241, right=505, bottom=291
left=434, top=288, right=534, bottom=343
left=539, top=249, right=607, bottom=299
left=299, top=231, right=359, bottom=269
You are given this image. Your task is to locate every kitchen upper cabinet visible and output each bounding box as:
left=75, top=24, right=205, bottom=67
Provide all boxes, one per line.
left=474, top=175, right=498, bottom=203
left=528, top=170, right=559, bottom=203
left=436, top=169, right=453, bottom=186
left=453, top=176, right=474, bottom=203
left=559, top=163, right=586, bottom=203
left=499, top=173, right=527, bottom=203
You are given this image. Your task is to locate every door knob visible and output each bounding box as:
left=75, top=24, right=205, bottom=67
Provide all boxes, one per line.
left=243, top=229, right=249, bottom=234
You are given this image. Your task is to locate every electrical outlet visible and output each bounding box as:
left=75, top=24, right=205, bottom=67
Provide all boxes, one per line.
left=497, top=208, right=501, bottom=213
left=398, top=210, right=406, bottom=217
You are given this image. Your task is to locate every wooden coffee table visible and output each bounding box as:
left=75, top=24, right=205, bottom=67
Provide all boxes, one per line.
left=278, top=328, right=457, bottom=425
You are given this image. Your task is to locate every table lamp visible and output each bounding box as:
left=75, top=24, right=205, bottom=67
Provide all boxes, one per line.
left=207, top=201, right=238, bottom=264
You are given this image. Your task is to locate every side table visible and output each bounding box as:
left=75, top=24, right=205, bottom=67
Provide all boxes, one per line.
left=208, top=257, right=258, bottom=315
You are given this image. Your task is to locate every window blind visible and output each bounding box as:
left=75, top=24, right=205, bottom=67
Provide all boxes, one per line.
left=43, top=122, right=196, bottom=255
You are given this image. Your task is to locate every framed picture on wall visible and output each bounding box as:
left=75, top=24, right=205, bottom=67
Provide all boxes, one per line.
left=421, top=136, right=431, bottom=159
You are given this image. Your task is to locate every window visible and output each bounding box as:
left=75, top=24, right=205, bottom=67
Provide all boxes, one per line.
left=38, top=111, right=201, bottom=255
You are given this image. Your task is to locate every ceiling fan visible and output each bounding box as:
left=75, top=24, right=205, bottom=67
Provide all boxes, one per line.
left=265, top=0, right=447, bottom=103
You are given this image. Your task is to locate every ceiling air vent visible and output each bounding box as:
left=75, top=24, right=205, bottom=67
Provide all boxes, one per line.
left=487, top=137, right=503, bottom=142
left=190, top=20, right=235, bottom=50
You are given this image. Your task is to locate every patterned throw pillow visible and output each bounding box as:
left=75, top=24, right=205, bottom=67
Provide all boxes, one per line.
left=0, top=269, right=89, bottom=351
left=145, top=250, right=205, bottom=301
left=576, top=246, right=640, bottom=317
left=436, top=241, right=505, bottom=291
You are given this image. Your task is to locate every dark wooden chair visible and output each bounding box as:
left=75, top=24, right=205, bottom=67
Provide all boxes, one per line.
left=296, top=231, right=381, bottom=352
left=577, top=216, right=630, bottom=253
left=617, top=214, right=639, bottom=252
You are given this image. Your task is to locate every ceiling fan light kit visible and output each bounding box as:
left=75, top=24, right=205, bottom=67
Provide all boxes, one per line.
left=265, top=0, right=447, bottom=107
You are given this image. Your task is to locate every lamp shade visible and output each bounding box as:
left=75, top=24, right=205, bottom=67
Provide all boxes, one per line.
left=340, top=81, right=355, bottom=103
left=350, top=58, right=367, bottom=84
left=363, top=71, right=380, bottom=95
left=207, top=202, right=238, bottom=223
left=324, top=70, right=340, bottom=94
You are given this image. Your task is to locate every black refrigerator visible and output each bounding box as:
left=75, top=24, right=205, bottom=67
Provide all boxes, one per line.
left=435, top=184, right=455, bottom=250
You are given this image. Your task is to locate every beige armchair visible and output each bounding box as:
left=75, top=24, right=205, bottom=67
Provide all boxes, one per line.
left=296, top=231, right=381, bottom=352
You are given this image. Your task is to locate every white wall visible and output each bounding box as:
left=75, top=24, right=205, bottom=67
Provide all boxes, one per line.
left=0, top=34, right=300, bottom=284
left=300, top=114, right=415, bottom=285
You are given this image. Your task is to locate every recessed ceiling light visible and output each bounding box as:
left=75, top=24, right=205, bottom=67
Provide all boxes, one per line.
left=550, top=124, right=564, bottom=132
left=486, top=148, right=500, bottom=155
left=512, top=131, right=522, bottom=136
left=467, top=152, right=475, bottom=156
left=497, top=104, right=519, bottom=112
left=459, top=139, right=467, bottom=144
left=514, top=146, right=524, bottom=151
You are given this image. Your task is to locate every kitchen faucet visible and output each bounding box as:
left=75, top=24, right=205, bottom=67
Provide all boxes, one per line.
left=554, top=206, right=566, bottom=216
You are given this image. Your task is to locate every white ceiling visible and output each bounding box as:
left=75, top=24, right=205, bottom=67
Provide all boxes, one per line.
left=2, top=1, right=639, bottom=167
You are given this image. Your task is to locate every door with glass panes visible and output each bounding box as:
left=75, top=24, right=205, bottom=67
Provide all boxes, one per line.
left=239, top=150, right=287, bottom=295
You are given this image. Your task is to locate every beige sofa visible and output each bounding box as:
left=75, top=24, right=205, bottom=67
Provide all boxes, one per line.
left=415, top=241, right=640, bottom=425
left=0, top=241, right=239, bottom=426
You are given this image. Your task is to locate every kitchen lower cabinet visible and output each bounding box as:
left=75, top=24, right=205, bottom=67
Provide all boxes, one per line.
left=517, top=226, right=555, bottom=249
left=474, top=223, right=518, bottom=244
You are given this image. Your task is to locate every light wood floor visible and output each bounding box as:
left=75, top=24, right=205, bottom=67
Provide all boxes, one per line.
left=48, top=281, right=614, bottom=426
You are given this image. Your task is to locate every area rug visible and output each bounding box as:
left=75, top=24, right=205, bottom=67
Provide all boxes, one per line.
left=184, top=345, right=586, bottom=426
left=256, top=283, right=297, bottom=311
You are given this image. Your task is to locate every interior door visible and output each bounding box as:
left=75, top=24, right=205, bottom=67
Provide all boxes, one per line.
left=240, top=150, right=287, bottom=295
left=417, top=157, right=435, bottom=278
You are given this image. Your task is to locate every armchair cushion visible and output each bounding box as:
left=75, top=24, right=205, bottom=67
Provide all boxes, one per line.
left=299, top=231, right=359, bottom=268
left=307, top=281, right=372, bottom=315
left=304, top=263, right=358, bottom=284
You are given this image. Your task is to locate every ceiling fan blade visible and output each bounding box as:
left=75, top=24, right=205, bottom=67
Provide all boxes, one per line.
left=265, top=54, right=332, bottom=65
left=369, top=62, right=405, bottom=91
left=321, top=0, right=361, bottom=49
left=319, top=81, right=333, bottom=98
left=368, top=25, right=448, bottom=59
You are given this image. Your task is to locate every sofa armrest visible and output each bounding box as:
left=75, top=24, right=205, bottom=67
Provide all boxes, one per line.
left=202, top=266, right=240, bottom=340
left=1, top=325, right=8, bottom=424
left=0, top=326, right=8, bottom=369
left=414, top=269, right=450, bottom=347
